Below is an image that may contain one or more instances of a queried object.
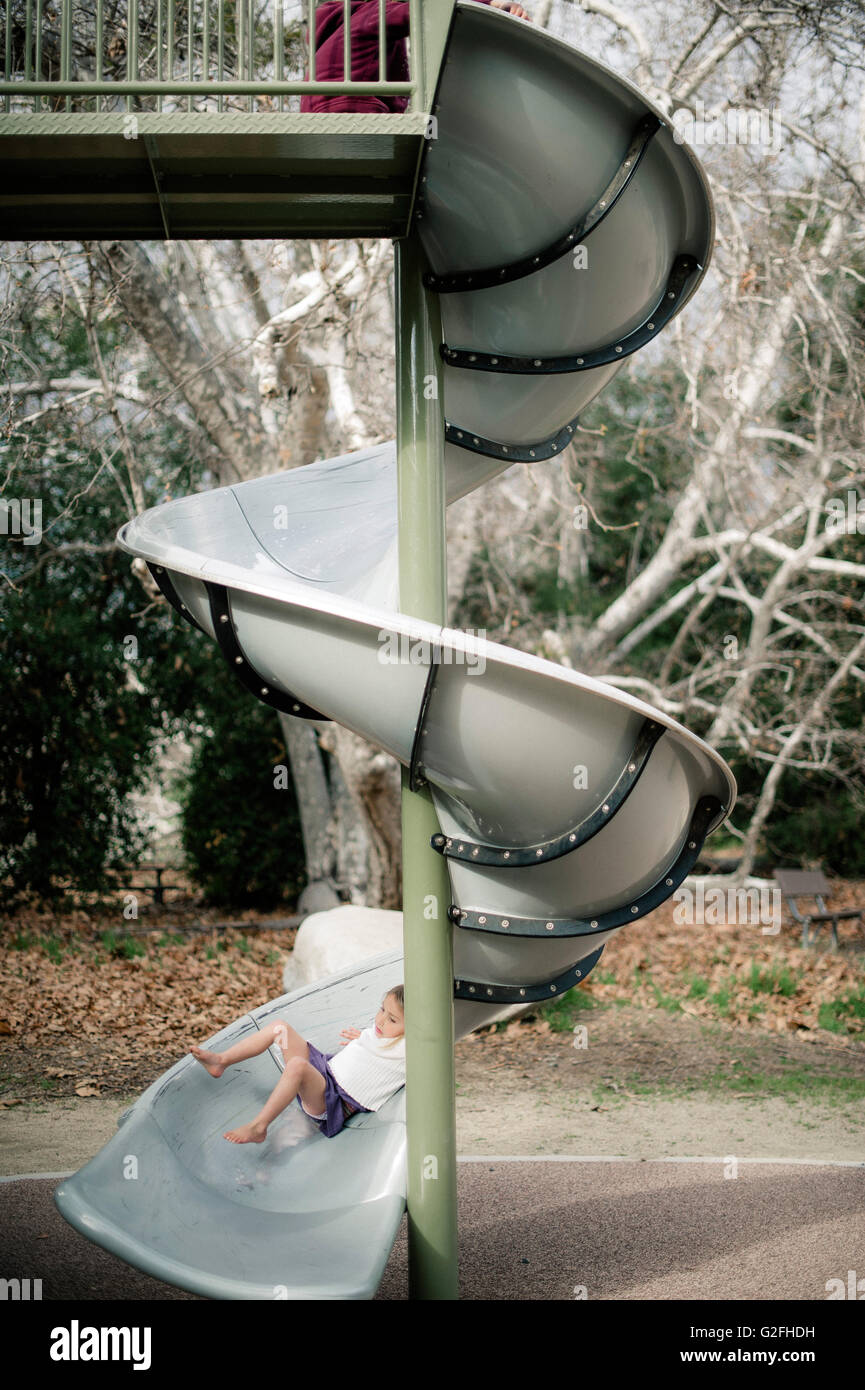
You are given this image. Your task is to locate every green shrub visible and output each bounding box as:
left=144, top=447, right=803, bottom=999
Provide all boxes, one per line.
left=179, top=689, right=305, bottom=910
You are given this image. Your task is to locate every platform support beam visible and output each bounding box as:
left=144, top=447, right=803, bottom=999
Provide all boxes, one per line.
left=395, top=229, right=458, bottom=1300
left=409, top=0, right=456, bottom=117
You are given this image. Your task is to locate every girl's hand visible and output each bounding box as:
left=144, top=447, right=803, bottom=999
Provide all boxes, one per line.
left=491, top=1, right=532, bottom=18
left=339, top=1026, right=362, bottom=1045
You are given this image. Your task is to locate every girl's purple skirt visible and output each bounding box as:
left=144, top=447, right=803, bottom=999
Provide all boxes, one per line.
left=297, top=1041, right=370, bottom=1138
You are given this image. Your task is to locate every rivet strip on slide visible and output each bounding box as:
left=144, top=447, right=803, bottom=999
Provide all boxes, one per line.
left=206, top=581, right=330, bottom=721
left=424, top=114, right=662, bottom=293
left=447, top=796, right=724, bottom=939
left=147, top=562, right=207, bottom=635
left=432, top=718, right=665, bottom=866
left=440, top=254, right=700, bottom=374
left=444, top=410, right=581, bottom=462
left=453, top=944, right=606, bottom=1003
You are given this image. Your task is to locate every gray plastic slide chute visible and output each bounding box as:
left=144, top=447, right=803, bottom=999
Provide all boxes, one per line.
left=55, top=2, right=735, bottom=1297
left=55, top=955, right=409, bottom=1300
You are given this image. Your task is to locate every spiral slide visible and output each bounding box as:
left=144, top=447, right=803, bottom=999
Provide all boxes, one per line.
left=54, top=4, right=735, bottom=1299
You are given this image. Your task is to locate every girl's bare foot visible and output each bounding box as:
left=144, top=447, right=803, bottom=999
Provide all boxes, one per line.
left=190, top=1045, right=225, bottom=1078
left=224, top=1121, right=268, bottom=1144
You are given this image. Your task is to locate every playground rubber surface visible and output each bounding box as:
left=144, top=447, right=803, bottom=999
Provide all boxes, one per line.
left=2, top=1158, right=863, bottom=1301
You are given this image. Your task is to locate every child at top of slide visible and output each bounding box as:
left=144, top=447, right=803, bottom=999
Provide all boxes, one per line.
left=300, top=0, right=532, bottom=114
left=190, top=985, right=406, bottom=1142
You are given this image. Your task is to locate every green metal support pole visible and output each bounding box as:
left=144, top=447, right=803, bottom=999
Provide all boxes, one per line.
left=395, top=231, right=458, bottom=1301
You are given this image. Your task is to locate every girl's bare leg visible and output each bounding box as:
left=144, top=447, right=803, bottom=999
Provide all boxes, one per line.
left=190, top=1019, right=307, bottom=1077
left=224, top=1058, right=327, bottom=1144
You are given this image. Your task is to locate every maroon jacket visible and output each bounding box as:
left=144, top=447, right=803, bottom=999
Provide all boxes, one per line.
left=300, top=0, right=494, bottom=113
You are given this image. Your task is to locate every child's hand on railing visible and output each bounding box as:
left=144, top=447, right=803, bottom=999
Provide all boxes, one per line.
left=491, top=2, right=533, bottom=19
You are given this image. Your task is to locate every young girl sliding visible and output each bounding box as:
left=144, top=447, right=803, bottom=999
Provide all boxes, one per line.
left=190, top=985, right=405, bottom=1143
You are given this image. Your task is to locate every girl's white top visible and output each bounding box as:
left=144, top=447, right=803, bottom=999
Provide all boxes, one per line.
left=328, top=1026, right=406, bottom=1111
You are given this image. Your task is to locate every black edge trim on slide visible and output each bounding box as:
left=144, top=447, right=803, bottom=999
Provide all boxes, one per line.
left=453, top=945, right=606, bottom=1003
left=206, top=581, right=330, bottom=722
left=423, top=114, right=662, bottom=294
left=432, top=719, right=665, bottom=866
left=409, top=658, right=440, bottom=792
left=148, top=562, right=207, bottom=635
left=447, top=796, right=724, bottom=938
left=444, top=410, right=581, bottom=463
left=440, top=254, right=700, bottom=374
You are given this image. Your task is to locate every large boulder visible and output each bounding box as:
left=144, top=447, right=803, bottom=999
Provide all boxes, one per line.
left=281, top=905, right=533, bottom=1028
left=283, top=906, right=403, bottom=993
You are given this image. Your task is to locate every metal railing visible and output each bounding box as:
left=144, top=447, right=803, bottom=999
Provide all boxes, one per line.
left=1, top=0, right=426, bottom=114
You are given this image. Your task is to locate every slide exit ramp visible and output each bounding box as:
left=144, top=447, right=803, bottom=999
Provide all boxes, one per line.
left=55, top=954, right=408, bottom=1301
left=55, top=3, right=735, bottom=1298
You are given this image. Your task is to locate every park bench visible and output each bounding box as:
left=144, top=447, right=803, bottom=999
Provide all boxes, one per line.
left=772, top=868, right=864, bottom=949
left=120, top=864, right=183, bottom=907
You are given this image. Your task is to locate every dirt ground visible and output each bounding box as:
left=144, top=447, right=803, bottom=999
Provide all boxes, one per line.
left=2, top=1002, right=864, bottom=1175
left=2, top=897, right=864, bottom=1173
left=451, top=1002, right=865, bottom=1160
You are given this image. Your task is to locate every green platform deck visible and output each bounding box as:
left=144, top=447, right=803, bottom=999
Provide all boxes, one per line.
left=0, top=112, right=429, bottom=239
left=0, top=0, right=453, bottom=241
